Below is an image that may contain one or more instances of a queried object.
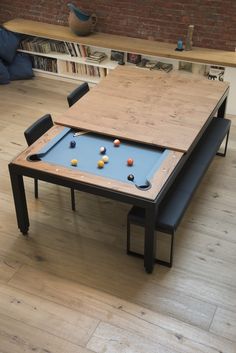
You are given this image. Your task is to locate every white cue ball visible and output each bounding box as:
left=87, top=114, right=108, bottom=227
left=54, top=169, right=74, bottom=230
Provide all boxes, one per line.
left=102, top=155, right=109, bottom=163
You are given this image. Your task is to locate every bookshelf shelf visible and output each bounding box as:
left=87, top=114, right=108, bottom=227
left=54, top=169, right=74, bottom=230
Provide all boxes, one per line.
left=18, top=49, right=117, bottom=70
left=33, top=69, right=100, bottom=84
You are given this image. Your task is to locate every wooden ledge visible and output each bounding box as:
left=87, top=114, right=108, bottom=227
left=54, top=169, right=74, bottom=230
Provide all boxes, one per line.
left=3, top=18, right=236, bottom=68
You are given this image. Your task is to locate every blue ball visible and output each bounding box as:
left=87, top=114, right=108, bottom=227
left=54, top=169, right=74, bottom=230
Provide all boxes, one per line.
left=70, top=140, right=76, bottom=148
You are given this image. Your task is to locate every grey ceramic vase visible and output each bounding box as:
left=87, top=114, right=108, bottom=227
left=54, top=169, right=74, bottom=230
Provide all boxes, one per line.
left=68, top=3, right=97, bottom=36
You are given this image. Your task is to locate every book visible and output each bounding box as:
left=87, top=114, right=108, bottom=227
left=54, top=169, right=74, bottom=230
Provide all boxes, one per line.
left=145, top=60, right=158, bottom=69
left=151, top=62, right=173, bottom=73
left=208, top=66, right=224, bottom=81
left=136, top=58, right=149, bottom=68
left=86, top=51, right=107, bottom=63
left=127, top=53, right=141, bottom=64
left=110, top=50, right=125, bottom=65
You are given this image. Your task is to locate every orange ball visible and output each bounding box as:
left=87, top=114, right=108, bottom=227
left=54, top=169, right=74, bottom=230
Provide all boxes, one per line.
left=127, top=158, right=134, bottom=166
left=113, top=139, right=120, bottom=147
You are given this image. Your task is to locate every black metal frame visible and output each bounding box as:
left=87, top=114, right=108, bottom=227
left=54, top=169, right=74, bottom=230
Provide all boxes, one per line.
left=127, top=217, right=175, bottom=268
left=126, top=121, right=230, bottom=267
left=216, top=129, right=230, bottom=157
left=8, top=90, right=229, bottom=274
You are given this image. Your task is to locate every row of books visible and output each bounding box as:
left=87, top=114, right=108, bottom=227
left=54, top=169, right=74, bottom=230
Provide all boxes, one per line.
left=32, top=56, right=57, bottom=73
left=20, top=37, right=67, bottom=54
left=86, top=51, right=107, bottom=64
left=31, top=55, right=108, bottom=78
left=57, top=60, right=107, bottom=78
left=20, top=36, right=91, bottom=58
left=110, top=50, right=173, bottom=72
left=136, top=59, right=173, bottom=72
left=65, top=42, right=91, bottom=58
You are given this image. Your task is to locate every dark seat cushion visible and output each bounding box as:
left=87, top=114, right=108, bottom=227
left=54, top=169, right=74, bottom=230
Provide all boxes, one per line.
left=128, top=118, right=231, bottom=233
left=0, top=59, right=10, bottom=84
left=7, top=53, right=34, bottom=81
left=0, top=28, right=20, bottom=63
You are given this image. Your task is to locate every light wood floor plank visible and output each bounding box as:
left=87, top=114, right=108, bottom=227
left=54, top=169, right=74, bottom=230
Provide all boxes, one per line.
left=0, top=219, right=217, bottom=330
left=0, top=255, right=22, bottom=283
left=0, top=313, right=94, bottom=353
left=0, top=283, right=98, bottom=346
left=8, top=265, right=236, bottom=353
left=210, top=307, right=236, bottom=342
left=86, top=321, right=178, bottom=353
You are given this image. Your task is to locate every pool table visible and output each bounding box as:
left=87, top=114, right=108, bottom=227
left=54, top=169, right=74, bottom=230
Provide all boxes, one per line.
left=9, top=66, right=229, bottom=273
left=29, top=127, right=172, bottom=190
left=9, top=124, right=183, bottom=273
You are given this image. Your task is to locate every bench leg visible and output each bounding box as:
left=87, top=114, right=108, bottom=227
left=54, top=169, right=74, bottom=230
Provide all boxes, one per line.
left=71, top=188, right=76, bottom=211
left=127, top=217, right=131, bottom=255
left=169, top=231, right=175, bottom=268
left=126, top=220, right=174, bottom=268
left=34, top=178, right=38, bottom=199
left=216, top=128, right=230, bottom=157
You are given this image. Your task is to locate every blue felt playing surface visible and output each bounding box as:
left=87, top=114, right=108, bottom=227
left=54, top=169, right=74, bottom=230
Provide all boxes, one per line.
left=36, top=128, right=169, bottom=187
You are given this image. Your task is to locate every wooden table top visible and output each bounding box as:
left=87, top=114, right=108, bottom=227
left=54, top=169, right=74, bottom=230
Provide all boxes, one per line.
left=55, top=66, right=229, bottom=152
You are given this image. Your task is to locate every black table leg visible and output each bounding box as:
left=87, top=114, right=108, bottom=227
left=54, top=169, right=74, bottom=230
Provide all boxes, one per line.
left=144, top=204, right=157, bottom=273
left=217, top=96, right=227, bottom=119
left=8, top=164, right=29, bottom=235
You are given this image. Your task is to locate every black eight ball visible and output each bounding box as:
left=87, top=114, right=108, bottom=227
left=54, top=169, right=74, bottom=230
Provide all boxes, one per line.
left=127, top=174, right=135, bottom=182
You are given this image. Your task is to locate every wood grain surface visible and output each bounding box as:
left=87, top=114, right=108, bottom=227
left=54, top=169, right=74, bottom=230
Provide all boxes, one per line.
left=4, top=18, right=236, bottom=67
left=56, top=66, right=229, bottom=152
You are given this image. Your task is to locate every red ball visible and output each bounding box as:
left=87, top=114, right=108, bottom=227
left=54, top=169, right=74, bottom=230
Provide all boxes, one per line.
left=127, top=158, right=134, bottom=166
left=113, top=139, right=120, bottom=147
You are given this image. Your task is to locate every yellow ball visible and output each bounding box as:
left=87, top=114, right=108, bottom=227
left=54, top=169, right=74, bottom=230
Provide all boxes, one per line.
left=71, top=159, right=78, bottom=166
left=97, top=160, right=105, bottom=168
left=102, top=155, right=109, bottom=163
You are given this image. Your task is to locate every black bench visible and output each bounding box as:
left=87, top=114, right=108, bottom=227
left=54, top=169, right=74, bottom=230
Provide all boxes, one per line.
left=127, top=117, right=231, bottom=268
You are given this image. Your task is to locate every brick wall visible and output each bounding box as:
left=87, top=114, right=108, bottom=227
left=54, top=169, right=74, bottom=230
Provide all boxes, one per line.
left=0, top=0, right=235, bottom=51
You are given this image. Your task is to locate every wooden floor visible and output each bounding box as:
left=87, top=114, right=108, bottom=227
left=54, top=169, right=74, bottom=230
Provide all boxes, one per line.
left=0, top=77, right=235, bottom=353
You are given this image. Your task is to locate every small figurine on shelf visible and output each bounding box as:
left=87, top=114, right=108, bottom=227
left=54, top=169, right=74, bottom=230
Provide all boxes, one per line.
left=175, top=39, right=184, bottom=51
left=185, top=25, right=194, bottom=51
left=68, top=3, right=97, bottom=36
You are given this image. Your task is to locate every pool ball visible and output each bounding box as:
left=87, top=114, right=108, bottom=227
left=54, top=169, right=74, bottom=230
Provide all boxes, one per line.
left=127, top=174, right=134, bottom=181
left=97, top=160, right=105, bottom=168
left=70, top=140, right=76, bottom=148
left=113, top=139, right=120, bottom=147
left=102, top=155, right=109, bottom=163
left=127, top=158, right=134, bottom=166
left=99, top=146, right=106, bottom=154
left=71, top=159, right=78, bottom=166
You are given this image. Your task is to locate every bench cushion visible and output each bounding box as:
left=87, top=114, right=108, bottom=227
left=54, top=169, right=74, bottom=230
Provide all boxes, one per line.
left=0, top=59, right=10, bottom=84
left=0, top=28, right=20, bottom=63
left=128, top=117, right=231, bottom=233
left=7, top=53, right=34, bottom=81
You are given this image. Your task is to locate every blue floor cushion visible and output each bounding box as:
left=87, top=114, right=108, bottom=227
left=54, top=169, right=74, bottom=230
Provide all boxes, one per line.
left=0, top=59, right=10, bottom=84
left=0, top=28, right=20, bottom=63
left=8, top=53, right=34, bottom=80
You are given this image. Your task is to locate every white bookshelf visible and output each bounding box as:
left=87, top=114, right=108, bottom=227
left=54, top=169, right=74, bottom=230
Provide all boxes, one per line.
left=17, top=38, right=118, bottom=84
left=18, top=49, right=117, bottom=69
